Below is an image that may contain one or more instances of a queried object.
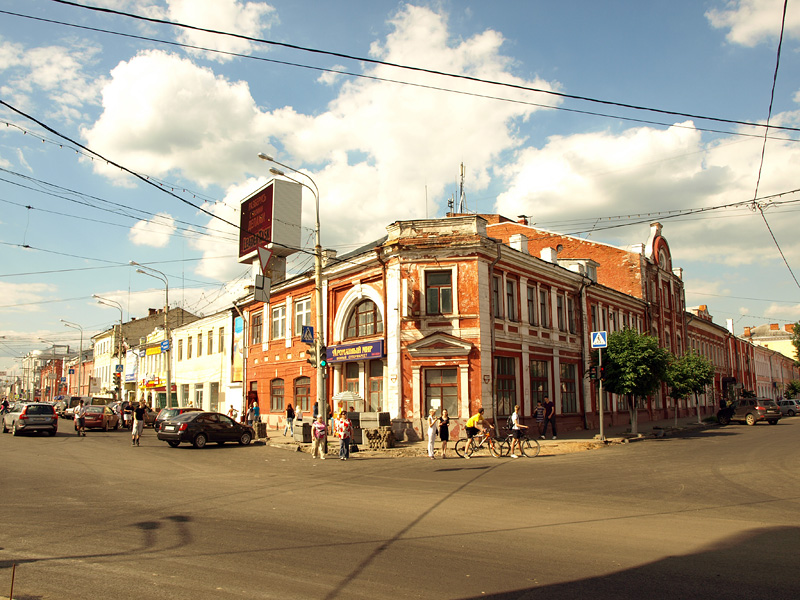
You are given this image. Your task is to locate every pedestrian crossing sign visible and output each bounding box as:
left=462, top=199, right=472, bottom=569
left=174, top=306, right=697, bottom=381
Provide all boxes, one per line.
left=591, top=331, right=607, bottom=349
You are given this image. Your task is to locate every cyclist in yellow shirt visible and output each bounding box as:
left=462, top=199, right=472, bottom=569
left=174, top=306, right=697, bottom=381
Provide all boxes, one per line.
left=463, top=407, right=493, bottom=459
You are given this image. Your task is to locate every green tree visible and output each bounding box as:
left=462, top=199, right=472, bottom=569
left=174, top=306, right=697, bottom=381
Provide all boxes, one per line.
left=601, top=328, right=671, bottom=435
left=792, top=323, right=800, bottom=365
left=785, top=380, right=800, bottom=399
left=667, top=351, right=715, bottom=425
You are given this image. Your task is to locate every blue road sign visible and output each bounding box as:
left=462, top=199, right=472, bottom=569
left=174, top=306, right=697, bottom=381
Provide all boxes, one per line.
left=161, top=340, right=171, bottom=352
left=590, top=331, right=608, bottom=349
left=115, top=364, right=124, bottom=373
left=301, top=325, right=314, bottom=345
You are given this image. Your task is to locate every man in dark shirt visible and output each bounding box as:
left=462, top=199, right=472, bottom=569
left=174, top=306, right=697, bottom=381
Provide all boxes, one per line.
left=132, top=402, right=146, bottom=446
left=542, top=396, right=557, bottom=440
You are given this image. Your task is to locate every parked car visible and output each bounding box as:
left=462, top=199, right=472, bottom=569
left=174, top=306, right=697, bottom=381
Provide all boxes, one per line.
left=154, top=407, right=202, bottom=432
left=83, top=405, right=120, bottom=431
left=778, top=399, right=799, bottom=416
left=157, top=411, right=254, bottom=448
left=728, top=398, right=782, bottom=426
left=2, top=402, right=58, bottom=436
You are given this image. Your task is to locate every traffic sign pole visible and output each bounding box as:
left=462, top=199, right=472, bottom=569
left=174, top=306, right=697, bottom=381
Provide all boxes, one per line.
left=598, top=348, right=604, bottom=441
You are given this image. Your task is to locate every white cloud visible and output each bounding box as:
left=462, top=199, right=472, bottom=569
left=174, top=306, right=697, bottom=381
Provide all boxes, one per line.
left=706, top=0, right=800, bottom=47
left=129, top=213, right=177, bottom=247
left=0, top=282, right=57, bottom=313
left=765, top=303, right=800, bottom=319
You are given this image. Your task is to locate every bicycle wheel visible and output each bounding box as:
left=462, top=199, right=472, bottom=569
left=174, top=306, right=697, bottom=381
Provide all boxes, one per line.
left=454, top=439, right=467, bottom=458
left=490, top=438, right=507, bottom=458
left=520, top=437, right=540, bottom=458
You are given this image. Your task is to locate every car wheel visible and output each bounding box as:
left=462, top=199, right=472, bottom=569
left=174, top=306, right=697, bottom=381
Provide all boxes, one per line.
left=239, top=432, right=252, bottom=446
left=2, top=421, right=7, bottom=433
left=12, top=422, right=20, bottom=436
left=788, top=410, right=796, bottom=417
left=193, top=433, right=208, bottom=449
left=167, top=440, right=180, bottom=448
left=745, top=413, right=757, bottom=426
left=103, top=421, right=109, bottom=432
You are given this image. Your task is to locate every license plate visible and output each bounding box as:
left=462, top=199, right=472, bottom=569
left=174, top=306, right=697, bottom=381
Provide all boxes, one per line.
left=165, top=425, right=176, bottom=431
left=31, top=418, right=47, bottom=423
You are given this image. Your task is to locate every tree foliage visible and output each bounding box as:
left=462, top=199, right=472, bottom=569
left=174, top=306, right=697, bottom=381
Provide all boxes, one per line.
left=666, top=351, right=715, bottom=401
left=792, top=323, right=800, bottom=365
left=602, top=328, right=671, bottom=398
left=785, top=380, right=800, bottom=399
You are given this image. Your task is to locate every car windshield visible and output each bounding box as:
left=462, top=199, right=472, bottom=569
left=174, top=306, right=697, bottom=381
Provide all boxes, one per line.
left=25, top=405, right=53, bottom=415
left=159, top=409, right=179, bottom=419
left=86, top=406, right=103, bottom=413
left=173, top=412, right=198, bottom=422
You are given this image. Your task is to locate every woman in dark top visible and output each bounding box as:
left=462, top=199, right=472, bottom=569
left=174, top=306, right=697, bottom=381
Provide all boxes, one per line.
left=284, top=403, right=295, bottom=437
left=439, top=408, right=450, bottom=458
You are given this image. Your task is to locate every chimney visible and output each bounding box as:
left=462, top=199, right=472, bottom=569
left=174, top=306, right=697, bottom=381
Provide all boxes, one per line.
left=743, top=327, right=751, bottom=337
left=785, top=324, right=795, bottom=333
left=509, top=234, right=529, bottom=254
left=770, top=323, right=779, bottom=331
left=726, top=318, right=734, bottom=334
left=517, top=215, right=528, bottom=225
left=149, top=308, right=157, bottom=316
left=540, top=247, right=558, bottom=263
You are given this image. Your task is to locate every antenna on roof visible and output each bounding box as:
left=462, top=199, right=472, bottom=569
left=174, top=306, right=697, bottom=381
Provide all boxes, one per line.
left=458, top=163, right=467, bottom=213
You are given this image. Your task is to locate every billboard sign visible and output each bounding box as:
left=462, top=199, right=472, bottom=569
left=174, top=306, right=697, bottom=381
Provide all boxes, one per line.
left=238, top=183, right=273, bottom=261
left=238, top=179, right=302, bottom=263
left=327, top=340, right=384, bottom=364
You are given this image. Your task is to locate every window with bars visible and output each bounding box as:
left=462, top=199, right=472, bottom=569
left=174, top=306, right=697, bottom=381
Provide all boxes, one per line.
left=425, top=368, right=458, bottom=416
left=346, top=300, right=383, bottom=339
left=425, top=271, right=453, bottom=315
left=495, top=356, right=516, bottom=418
left=560, top=363, right=577, bottom=413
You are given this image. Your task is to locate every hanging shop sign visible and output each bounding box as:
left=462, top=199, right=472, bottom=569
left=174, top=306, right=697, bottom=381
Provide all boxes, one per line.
left=327, top=340, right=384, bottom=364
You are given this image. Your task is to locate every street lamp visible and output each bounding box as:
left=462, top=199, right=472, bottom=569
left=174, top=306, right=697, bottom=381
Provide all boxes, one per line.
left=93, top=295, right=124, bottom=401
left=61, top=320, right=83, bottom=396
left=130, top=262, right=172, bottom=408
left=258, top=152, right=327, bottom=435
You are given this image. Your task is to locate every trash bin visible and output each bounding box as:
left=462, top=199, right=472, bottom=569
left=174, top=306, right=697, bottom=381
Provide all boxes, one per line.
left=293, top=421, right=312, bottom=443
left=256, top=422, right=267, bottom=439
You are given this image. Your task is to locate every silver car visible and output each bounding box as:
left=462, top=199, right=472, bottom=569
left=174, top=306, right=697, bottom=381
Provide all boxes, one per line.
left=778, top=399, right=799, bottom=416
left=2, top=402, right=59, bottom=436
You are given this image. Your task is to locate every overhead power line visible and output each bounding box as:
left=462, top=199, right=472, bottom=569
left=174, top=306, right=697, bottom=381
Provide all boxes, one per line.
left=40, top=0, right=800, bottom=135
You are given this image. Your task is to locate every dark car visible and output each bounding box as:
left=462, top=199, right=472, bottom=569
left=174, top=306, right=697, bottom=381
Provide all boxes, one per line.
left=2, top=402, right=58, bottom=436
left=154, top=406, right=202, bottom=432
left=157, top=411, right=254, bottom=448
left=730, top=398, right=782, bottom=426
left=83, top=405, right=120, bottom=431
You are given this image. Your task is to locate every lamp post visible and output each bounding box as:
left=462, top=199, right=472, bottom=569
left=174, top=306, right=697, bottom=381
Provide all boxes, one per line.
left=258, top=153, right=327, bottom=436
left=93, top=295, right=124, bottom=400
left=61, top=320, right=83, bottom=396
left=130, top=262, right=172, bottom=408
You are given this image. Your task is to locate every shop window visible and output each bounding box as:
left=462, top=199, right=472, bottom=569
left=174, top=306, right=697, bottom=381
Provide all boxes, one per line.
left=194, top=387, right=204, bottom=409
left=560, top=363, right=577, bottom=413
left=271, top=305, right=286, bottom=340
left=506, top=279, right=518, bottom=322
left=294, top=376, right=311, bottom=413
left=270, top=378, right=284, bottom=412
left=426, top=271, right=453, bottom=315
left=425, top=368, right=458, bottom=417
left=210, top=382, right=220, bottom=413
left=527, top=286, right=538, bottom=326
left=180, top=384, right=189, bottom=404
left=530, top=360, right=549, bottom=407
left=295, top=298, right=311, bottom=333
left=251, top=313, right=262, bottom=345
left=368, top=359, right=384, bottom=412
left=495, top=356, right=516, bottom=418
left=346, top=300, right=383, bottom=339
left=344, top=362, right=360, bottom=394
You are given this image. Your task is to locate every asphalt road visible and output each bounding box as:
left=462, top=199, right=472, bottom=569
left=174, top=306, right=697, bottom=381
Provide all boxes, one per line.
left=1, top=419, right=798, bottom=600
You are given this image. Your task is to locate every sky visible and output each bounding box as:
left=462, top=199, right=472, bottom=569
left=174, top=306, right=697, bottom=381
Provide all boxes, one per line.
left=1, top=0, right=800, bottom=380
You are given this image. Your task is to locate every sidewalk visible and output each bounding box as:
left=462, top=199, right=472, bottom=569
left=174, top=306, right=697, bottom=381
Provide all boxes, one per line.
left=256, top=415, right=715, bottom=458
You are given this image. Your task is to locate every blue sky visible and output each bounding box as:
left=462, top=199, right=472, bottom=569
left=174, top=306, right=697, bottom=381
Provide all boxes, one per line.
left=2, top=0, right=800, bottom=378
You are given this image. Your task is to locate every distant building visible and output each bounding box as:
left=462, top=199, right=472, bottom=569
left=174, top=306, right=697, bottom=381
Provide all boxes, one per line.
left=741, top=323, right=797, bottom=363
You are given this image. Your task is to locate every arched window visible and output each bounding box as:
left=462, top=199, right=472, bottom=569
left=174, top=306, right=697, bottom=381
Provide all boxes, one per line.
left=346, top=300, right=383, bottom=339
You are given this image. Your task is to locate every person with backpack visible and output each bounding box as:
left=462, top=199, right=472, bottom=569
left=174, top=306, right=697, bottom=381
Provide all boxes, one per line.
left=508, top=405, right=528, bottom=458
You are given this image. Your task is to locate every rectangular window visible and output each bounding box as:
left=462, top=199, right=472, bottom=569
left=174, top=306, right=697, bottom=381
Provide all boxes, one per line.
left=425, top=368, right=458, bottom=416
left=426, top=271, right=453, bottom=315
left=567, top=297, right=576, bottom=334
left=270, top=379, right=284, bottom=412
left=527, top=286, right=537, bottom=326
left=560, top=363, right=577, bottom=413
left=197, top=334, right=202, bottom=357
left=218, top=327, right=224, bottom=354
left=251, top=313, right=263, bottom=345
left=539, top=289, right=550, bottom=328
left=271, top=305, right=286, bottom=340
left=295, top=298, right=311, bottom=333
left=344, top=362, right=360, bottom=395
left=530, top=360, right=549, bottom=406
left=590, top=304, right=598, bottom=331
left=294, top=377, right=311, bottom=413
left=207, top=330, right=213, bottom=355
left=495, top=356, right=516, bottom=418
left=187, top=336, right=193, bottom=360
left=557, top=294, right=565, bottom=331
left=492, top=275, right=502, bottom=318
left=368, top=359, right=384, bottom=412
left=506, top=280, right=518, bottom=321
left=177, top=339, right=183, bottom=361
left=210, top=382, right=220, bottom=413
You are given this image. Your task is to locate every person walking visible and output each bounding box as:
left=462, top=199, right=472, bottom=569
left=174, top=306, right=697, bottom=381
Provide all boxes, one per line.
left=132, top=401, right=146, bottom=446
left=122, top=400, right=132, bottom=430
left=245, top=403, right=255, bottom=427
left=74, top=399, right=87, bottom=437
left=533, top=400, right=545, bottom=439
left=427, top=408, right=438, bottom=459
left=311, top=415, right=327, bottom=459
left=439, top=408, right=451, bottom=458
left=542, top=396, right=557, bottom=440
left=508, top=404, right=528, bottom=458
left=227, top=405, right=237, bottom=420
left=283, top=403, right=295, bottom=437
left=336, top=410, right=353, bottom=461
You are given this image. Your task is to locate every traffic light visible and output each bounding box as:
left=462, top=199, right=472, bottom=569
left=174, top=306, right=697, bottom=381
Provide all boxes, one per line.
left=306, top=346, right=318, bottom=368
left=319, top=346, right=328, bottom=368
left=599, top=365, right=606, bottom=380
left=113, top=372, right=121, bottom=395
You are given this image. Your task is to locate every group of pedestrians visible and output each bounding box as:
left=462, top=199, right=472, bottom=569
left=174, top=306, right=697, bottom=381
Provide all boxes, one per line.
left=426, top=407, right=451, bottom=459
left=308, top=409, right=353, bottom=461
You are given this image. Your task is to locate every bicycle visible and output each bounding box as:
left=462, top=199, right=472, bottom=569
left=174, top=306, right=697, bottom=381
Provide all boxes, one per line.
left=496, top=427, right=541, bottom=458
left=454, top=430, right=503, bottom=458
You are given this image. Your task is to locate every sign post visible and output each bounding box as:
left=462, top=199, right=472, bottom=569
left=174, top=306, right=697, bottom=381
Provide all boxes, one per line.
left=591, top=331, right=608, bottom=441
